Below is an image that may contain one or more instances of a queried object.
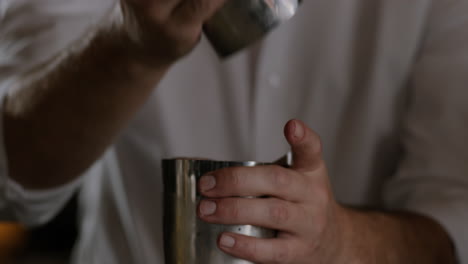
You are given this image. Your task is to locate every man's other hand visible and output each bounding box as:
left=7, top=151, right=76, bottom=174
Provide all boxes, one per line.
left=120, top=0, right=227, bottom=65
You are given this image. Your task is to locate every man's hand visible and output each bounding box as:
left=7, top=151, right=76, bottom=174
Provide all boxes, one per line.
left=197, top=119, right=456, bottom=263
left=120, top=0, right=226, bottom=65
left=4, top=0, right=227, bottom=189
left=198, top=119, right=347, bottom=263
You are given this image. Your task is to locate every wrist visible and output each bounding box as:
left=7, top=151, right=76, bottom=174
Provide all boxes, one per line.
left=337, top=207, right=353, bottom=261
left=334, top=206, right=372, bottom=264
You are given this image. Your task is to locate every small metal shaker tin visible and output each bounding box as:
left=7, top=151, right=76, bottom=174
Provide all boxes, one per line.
left=204, top=0, right=301, bottom=57
left=162, top=159, right=276, bottom=264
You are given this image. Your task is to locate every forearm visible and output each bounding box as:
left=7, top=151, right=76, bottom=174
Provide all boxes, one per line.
left=342, top=208, right=456, bottom=264
left=3, top=28, right=170, bottom=190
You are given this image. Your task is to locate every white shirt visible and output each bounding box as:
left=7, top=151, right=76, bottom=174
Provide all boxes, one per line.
left=1, top=0, right=468, bottom=263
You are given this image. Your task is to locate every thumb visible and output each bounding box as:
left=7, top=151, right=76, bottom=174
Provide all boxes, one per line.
left=284, top=119, right=324, bottom=172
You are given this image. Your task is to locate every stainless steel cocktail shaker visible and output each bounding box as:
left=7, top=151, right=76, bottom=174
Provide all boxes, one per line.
left=204, top=0, right=301, bottom=57
left=162, top=159, right=276, bottom=264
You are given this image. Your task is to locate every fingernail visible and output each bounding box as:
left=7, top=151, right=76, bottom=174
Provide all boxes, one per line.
left=220, top=234, right=236, bottom=248
left=200, top=175, right=216, bottom=192
left=293, top=120, right=304, bottom=140
left=200, top=200, right=217, bottom=216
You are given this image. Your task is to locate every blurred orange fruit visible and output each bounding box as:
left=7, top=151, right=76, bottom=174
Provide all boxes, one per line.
left=0, top=222, right=27, bottom=260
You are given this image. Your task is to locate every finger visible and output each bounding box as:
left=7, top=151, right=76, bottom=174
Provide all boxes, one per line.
left=172, top=0, right=227, bottom=23
left=198, top=197, right=308, bottom=233
left=199, top=165, right=309, bottom=202
left=218, top=233, right=300, bottom=264
left=283, top=119, right=325, bottom=172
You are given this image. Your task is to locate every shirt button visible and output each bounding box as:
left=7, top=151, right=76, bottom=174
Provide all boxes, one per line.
left=268, top=74, right=281, bottom=88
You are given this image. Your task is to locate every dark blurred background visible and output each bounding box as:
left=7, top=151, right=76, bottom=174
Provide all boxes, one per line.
left=0, top=195, right=78, bottom=264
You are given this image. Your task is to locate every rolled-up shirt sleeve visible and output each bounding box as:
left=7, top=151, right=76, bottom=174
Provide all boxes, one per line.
left=383, top=1, right=468, bottom=263
left=0, top=0, right=115, bottom=226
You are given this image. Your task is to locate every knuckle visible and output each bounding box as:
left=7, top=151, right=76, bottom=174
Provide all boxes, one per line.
left=299, top=242, right=316, bottom=260
left=242, top=239, right=259, bottom=261
left=269, top=201, right=290, bottom=225
left=228, top=167, right=243, bottom=189
left=226, top=199, right=240, bottom=220
left=272, top=244, right=291, bottom=264
left=271, top=166, right=291, bottom=189
left=298, top=205, right=310, bottom=223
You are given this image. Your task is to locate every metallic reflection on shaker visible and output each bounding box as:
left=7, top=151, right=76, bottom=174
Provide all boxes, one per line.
left=204, top=0, right=301, bottom=57
left=162, top=159, right=276, bottom=264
